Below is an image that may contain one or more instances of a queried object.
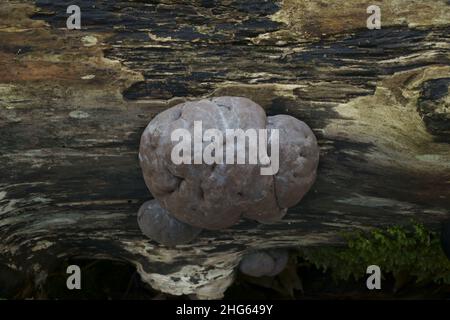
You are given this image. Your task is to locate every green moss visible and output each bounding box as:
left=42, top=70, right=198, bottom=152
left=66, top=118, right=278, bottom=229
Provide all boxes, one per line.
left=300, top=223, right=450, bottom=284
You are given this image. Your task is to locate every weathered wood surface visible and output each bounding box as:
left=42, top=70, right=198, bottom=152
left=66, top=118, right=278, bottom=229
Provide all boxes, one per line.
left=0, top=0, right=449, bottom=298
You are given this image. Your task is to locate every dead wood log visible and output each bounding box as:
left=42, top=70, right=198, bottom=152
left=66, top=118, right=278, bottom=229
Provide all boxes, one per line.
left=0, top=0, right=449, bottom=298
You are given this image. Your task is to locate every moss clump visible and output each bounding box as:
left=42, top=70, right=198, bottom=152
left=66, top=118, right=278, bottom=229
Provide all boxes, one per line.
left=301, top=223, right=450, bottom=284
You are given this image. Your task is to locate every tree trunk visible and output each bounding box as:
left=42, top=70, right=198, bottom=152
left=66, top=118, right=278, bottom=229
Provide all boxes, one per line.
left=0, top=0, right=449, bottom=299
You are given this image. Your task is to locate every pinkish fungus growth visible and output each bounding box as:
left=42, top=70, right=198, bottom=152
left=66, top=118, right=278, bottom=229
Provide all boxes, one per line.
left=239, top=249, right=289, bottom=277
left=138, top=97, right=319, bottom=246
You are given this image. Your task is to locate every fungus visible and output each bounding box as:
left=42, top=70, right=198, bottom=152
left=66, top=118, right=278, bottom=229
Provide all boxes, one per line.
left=137, top=200, right=202, bottom=247
left=138, top=96, right=319, bottom=245
left=239, top=249, right=289, bottom=277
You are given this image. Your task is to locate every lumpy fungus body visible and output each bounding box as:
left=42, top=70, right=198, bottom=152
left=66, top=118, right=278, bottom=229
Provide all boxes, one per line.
left=138, top=96, right=319, bottom=245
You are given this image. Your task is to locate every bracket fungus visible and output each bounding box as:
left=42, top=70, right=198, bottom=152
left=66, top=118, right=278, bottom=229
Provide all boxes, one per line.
left=138, top=96, right=319, bottom=246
